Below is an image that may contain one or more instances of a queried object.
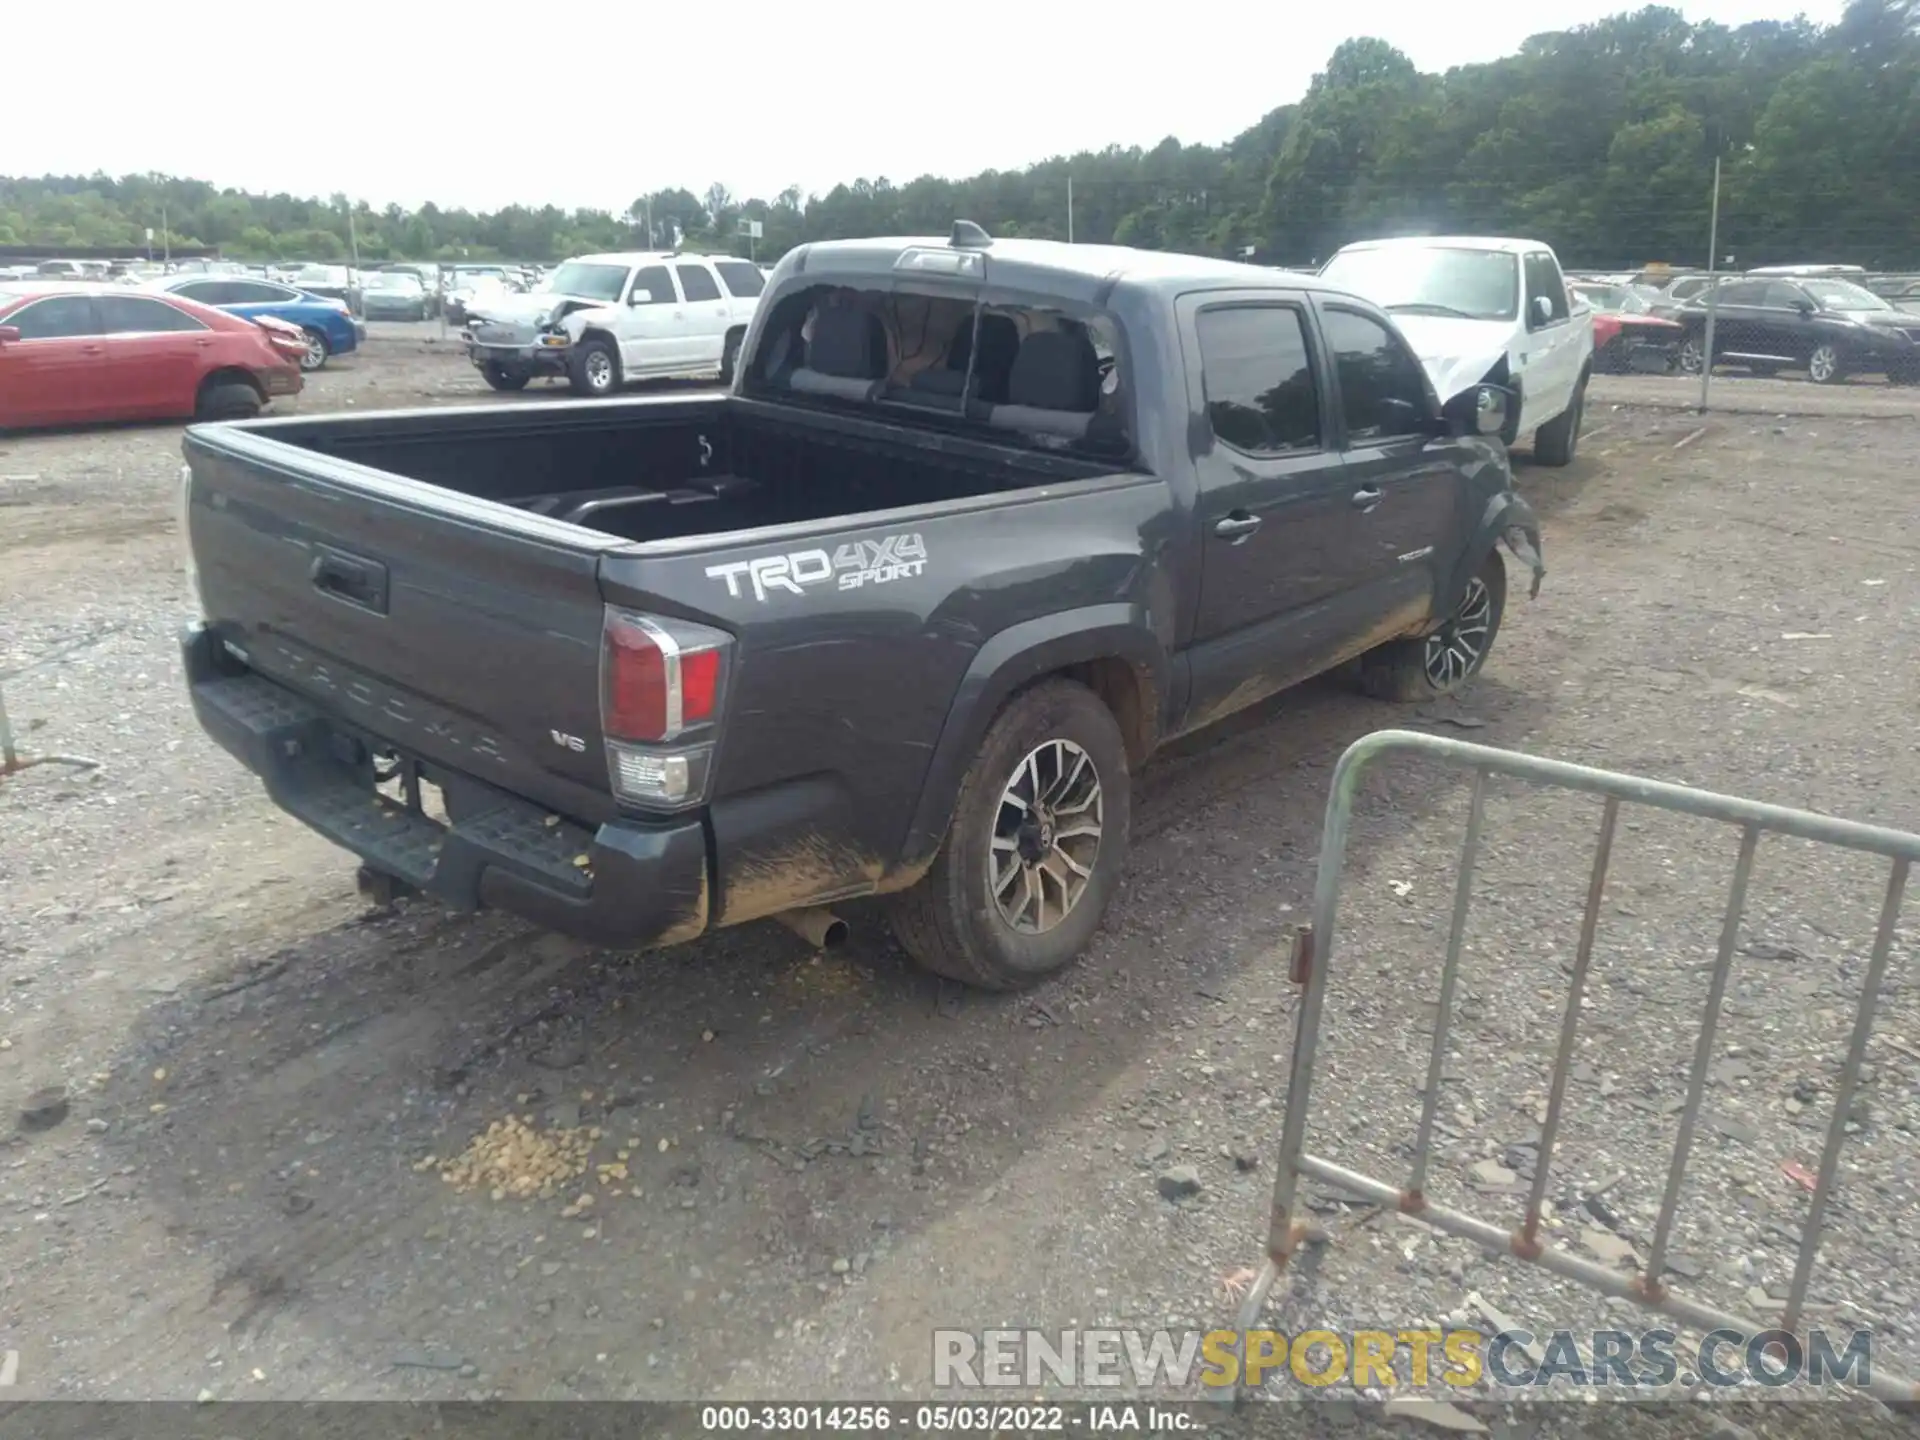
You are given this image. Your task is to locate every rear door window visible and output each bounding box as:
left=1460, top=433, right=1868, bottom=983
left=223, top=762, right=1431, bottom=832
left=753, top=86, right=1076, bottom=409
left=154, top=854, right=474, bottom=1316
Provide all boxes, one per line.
left=1194, top=305, right=1320, bottom=455
left=98, top=296, right=209, bottom=333
left=675, top=264, right=722, bottom=302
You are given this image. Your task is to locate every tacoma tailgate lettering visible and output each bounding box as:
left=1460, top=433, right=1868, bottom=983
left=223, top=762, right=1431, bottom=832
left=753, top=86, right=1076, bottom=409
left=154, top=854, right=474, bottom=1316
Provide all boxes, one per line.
left=707, top=532, right=927, bottom=602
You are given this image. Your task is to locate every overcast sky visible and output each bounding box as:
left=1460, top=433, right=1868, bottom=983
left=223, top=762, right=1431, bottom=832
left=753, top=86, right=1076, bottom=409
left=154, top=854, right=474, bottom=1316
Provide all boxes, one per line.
left=10, top=0, right=1841, bottom=215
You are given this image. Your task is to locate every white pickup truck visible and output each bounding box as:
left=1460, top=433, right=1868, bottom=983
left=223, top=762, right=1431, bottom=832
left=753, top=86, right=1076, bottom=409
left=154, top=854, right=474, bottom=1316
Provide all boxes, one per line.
left=1318, top=236, right=1594, bottom=466
left=462, top=252, right=767, bottom=397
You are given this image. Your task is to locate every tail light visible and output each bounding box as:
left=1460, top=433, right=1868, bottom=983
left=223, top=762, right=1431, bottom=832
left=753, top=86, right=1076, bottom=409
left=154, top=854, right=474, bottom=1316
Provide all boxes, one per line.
left=599, top=608, right=733, bottom=809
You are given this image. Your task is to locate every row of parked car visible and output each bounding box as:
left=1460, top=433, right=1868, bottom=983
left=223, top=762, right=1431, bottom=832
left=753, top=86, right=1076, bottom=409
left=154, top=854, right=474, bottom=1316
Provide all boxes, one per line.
left=1565, top=263, right=1920, bottom=385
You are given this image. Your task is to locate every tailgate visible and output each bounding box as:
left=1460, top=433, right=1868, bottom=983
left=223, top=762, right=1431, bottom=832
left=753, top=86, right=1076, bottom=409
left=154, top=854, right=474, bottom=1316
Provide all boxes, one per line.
left=184, top=423, right=617, bottom=821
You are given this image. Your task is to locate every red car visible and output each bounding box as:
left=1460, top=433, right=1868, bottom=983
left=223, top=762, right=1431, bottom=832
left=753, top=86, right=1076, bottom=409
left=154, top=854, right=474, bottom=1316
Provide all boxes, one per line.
left=0, top=282, right=305, bottom=431
left=1571, top=282, right=1685, bottom=373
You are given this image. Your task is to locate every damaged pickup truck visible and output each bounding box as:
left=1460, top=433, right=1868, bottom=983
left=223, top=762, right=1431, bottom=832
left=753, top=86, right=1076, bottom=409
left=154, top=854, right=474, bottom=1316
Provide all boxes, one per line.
left=1319, top=236, right=1594, bottom=466
left=179, top=223, right=1545, bottom=991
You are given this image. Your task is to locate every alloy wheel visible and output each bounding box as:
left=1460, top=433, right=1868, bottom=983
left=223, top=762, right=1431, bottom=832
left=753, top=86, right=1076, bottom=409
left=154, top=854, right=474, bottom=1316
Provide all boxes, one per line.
left=585, top=350, right=614, bottom=392
left=1424, top=576, right=1493, bottom=690
left=1809, top=344, right=1839, bottom=384
left=988, top=738, right=1104, bottom=935
left=301, top=333, right=327, bottom=371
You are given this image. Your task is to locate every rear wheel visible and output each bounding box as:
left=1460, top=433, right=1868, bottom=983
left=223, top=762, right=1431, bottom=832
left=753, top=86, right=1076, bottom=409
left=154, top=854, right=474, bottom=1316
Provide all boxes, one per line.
left=1532, top=374, right=1585, bottom=468
left=568, top=337, right=620, bottom=397
left=299, top=328, right=330, bottom=372
left=195, top=380, right=263, bottom=422
left=1357, top=550, right=1507, bottom=703
left=481, top=363, right=529, bottom=392
left=888, top=679, right=1130, bottom=991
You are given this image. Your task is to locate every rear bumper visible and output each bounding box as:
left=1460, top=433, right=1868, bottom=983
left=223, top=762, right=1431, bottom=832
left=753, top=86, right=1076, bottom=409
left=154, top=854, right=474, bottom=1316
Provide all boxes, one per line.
left=181, top=624, right=709, bottom=949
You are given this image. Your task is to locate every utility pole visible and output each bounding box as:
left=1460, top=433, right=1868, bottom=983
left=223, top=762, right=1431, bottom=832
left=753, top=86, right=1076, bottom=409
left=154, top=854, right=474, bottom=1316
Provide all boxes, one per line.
left=1697, top=156, right=1722, bottom=414
left=161, top=200, right=170, bottom=266
left=1067, top=176, right=1074, bottom=243
left=645, top=197, right=655, bottom=250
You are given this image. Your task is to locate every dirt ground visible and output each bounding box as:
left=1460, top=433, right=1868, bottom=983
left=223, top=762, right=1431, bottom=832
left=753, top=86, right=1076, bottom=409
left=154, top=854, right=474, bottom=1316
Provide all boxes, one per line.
left=3, top=326, right=1919, bottom=1433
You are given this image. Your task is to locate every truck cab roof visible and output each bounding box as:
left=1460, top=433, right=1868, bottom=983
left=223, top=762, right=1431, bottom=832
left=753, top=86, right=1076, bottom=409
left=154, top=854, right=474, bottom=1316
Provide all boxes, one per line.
left=1330, top=236, right=1549, bottom=256
left=777, top=233, right=1376, bottom=310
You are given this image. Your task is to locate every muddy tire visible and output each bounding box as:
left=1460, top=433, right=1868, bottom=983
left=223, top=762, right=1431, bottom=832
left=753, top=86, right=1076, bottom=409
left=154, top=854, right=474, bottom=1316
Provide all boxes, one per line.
left=1532, top=374, right=1585, bottom=467
left=1357, top=549, right=1507, bottom=703
left=481, top=363, right=529, bottom=392
left=568, top=336, right=621, bottom=397
left=888, top=679, right=1130, bottom=991
left=194, top=380, right=263, bottom=422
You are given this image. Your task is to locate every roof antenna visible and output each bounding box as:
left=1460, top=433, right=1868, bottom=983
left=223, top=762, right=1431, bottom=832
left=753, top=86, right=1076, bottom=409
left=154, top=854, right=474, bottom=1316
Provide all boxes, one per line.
left=949, top=220, right=993, bottom=249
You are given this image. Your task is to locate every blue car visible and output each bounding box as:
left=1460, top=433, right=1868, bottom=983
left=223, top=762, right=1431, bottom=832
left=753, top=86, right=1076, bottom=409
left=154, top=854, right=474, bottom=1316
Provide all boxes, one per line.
left=152, top=275, right=365, bottom=371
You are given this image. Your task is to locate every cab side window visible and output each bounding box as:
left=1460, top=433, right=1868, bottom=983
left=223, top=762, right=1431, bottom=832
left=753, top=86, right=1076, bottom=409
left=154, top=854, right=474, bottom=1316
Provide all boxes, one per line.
left=1524, top=253, right=1570, bottom=326
left=1318, top=307, right=1431, bottom=443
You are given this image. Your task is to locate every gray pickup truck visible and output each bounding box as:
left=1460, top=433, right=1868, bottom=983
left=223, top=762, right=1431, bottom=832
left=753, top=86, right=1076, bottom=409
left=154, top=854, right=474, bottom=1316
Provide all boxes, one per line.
left=179, top=223, right=1545, bottom=990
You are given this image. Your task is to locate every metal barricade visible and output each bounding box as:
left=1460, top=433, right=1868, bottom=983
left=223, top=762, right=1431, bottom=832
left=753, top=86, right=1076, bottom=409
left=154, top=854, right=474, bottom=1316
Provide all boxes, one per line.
left=1231, top=728, right=1920, bottom=1405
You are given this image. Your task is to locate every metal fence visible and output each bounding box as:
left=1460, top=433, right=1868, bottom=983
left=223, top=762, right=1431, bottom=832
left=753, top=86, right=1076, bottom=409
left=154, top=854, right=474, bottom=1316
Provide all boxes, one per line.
left=1229, top=728, right=1920, bottom=1407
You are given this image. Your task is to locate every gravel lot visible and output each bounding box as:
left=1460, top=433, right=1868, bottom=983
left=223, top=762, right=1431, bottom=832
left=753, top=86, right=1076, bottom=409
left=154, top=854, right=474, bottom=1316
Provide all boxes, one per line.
left=3, top=327, right=1919, bottom=1434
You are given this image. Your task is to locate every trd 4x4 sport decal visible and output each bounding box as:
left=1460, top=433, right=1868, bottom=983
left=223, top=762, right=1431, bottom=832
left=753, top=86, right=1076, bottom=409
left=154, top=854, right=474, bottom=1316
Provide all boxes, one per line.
left=705, top=534, right=928, bottom=603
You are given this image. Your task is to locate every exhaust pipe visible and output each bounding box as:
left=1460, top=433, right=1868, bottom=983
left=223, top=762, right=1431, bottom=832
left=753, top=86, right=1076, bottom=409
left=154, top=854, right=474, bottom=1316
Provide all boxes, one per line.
left=773, top=906, right=848, bottom=950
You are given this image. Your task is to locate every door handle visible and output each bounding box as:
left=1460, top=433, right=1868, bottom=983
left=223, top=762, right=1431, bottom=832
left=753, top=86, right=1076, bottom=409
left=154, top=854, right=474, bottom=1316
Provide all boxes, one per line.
left=1213, top=512, right=1262, bottom=542
left=1350, top=486, right=1383, bottom=510
left=80, top=345, right=104, bottom=355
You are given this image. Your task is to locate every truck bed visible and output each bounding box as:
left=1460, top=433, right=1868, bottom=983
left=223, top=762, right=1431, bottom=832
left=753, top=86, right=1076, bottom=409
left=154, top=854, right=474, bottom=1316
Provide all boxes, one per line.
left=180, top=388, right=1155, bottom=940
left=256, top=393, right=1109, bottom=545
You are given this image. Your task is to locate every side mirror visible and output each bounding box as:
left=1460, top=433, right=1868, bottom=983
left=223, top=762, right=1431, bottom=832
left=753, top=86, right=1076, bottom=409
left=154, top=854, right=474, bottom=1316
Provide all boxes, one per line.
left=0, top=325, right=18, bottom=346
left=1531, top=295, right=1554, bottom=325
left=1795, top=300, right=1815, bottom=316
left=629, top=289, right=654, bottom=306
left=1442, top=383, right=1513, bottom=439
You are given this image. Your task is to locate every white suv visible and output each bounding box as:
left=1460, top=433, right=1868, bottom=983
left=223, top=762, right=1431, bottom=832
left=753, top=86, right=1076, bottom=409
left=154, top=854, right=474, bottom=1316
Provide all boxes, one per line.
left=461, top=252, right=767, bottom=396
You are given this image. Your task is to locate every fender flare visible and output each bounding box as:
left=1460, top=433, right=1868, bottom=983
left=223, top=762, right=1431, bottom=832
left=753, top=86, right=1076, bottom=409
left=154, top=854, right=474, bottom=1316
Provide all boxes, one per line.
left=896, top=603, right=1170, bottom=872
left=1441, top=492, right=1546, bottom=617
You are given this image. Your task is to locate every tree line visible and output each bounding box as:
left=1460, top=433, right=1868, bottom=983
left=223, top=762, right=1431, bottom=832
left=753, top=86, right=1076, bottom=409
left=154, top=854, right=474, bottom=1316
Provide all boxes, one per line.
left=3, top=0, right=1914, bottom=272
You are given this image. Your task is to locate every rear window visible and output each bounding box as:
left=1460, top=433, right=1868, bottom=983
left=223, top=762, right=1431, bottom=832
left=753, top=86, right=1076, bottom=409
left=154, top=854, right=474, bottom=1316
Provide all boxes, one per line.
left=745, top=279, right=1132, bottom=460
left=715, top=260, right=766, bottom=298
